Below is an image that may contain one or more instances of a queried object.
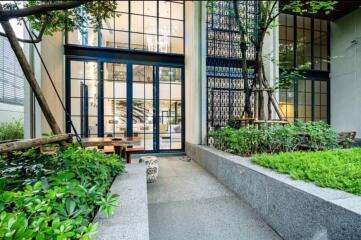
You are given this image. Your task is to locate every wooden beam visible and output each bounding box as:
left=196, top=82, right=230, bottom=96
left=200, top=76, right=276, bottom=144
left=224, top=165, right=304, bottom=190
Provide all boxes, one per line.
left=0, top=134, right=73, bottom=153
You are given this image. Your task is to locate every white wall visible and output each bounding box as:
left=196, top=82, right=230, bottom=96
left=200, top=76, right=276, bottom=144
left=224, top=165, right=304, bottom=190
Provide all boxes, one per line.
left=184, top=1, right=206, bottom=145
left=39, top=32, right=65, bottom=135
left=330, top=9, right=361, bottom=136
left=0, top=102, right=23, bottom=123
left=263, top=16, right=280, bottom=120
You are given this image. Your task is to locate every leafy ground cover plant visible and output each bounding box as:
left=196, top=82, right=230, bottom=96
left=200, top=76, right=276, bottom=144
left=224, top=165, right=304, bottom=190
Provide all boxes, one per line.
left=0, top=120, right=24, bottom=141
left=0, top=146, right=124, bottom=239
left=252, top=148, right=361, bottom=196
left=208, top=121, right=339, bottom=156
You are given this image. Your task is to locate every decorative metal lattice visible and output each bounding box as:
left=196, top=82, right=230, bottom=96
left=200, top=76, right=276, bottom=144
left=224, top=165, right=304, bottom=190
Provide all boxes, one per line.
left=206, top=0, right=258, bottom=131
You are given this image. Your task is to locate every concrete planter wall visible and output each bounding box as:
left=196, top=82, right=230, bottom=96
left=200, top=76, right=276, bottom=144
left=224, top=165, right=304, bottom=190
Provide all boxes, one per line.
left=94, top=164, right=149, bottom=240
left=186, top=143, right=361, bottom=240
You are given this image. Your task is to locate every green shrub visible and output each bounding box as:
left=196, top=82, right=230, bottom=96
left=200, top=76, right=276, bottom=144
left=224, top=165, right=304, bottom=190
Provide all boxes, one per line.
left=0, top=146, right=125, bottom=239
left=0, top=120, right=24, bottom=141
left=209, top=121, right=339, bottom=156
left=252, top=148, right=361, bottom=196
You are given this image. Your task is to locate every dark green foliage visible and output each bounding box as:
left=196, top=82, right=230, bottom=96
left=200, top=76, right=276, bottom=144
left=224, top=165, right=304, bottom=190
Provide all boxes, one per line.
left=253, top=148, right=361, bottom=196
left=0, top=146, right=124, bottom=239
left=227, top=116, right=243, bottom=129
left=209, top=121, right=339, bottom=156
left=0, top=120, right=23, bottom=141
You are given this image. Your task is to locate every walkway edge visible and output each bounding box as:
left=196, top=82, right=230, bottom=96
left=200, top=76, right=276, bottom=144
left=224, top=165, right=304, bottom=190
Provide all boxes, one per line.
left=94, top=163, right=149, bottom=240
left=186, top=143, right=361, bottom=240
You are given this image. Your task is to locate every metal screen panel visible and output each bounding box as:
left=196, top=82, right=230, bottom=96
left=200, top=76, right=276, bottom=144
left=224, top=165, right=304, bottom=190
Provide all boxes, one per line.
left=206, top=0, right=257, bottom=131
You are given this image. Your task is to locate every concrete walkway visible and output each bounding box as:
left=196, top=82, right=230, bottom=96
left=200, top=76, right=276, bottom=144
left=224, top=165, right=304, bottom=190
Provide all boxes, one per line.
left=147, top=156, right=282, bottom=240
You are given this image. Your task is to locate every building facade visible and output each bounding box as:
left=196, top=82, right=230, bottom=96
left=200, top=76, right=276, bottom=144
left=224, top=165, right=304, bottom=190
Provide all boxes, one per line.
left=0, top=36, right=25, bottom=123
left=24, top=1, right=361, bottom=152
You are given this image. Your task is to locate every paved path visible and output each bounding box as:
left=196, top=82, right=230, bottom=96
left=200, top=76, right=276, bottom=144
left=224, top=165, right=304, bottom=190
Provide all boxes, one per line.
left=147, top=156, right=282, bottom=240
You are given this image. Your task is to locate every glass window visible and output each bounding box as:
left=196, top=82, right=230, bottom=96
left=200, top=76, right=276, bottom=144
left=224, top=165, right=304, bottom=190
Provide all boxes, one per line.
left=279, top=79, right=328, bottom=123
left=144, top=17, right=157, bottom=34
left=279, top=13, right=329, bottom=71
left=67, top=1, right=184, bottom=54
left=131, top=1, right=143, bottom=14
left=171, top=2, right=184, bottom=20
left=115, top=13, right=129, bottom=31
left=144, top=1, right=157, bottom=16
left=159, top=1, right=171, bottom=18
left=116, top=1, right=128, bottom=12
left=69, top=60, right=98, bottom=137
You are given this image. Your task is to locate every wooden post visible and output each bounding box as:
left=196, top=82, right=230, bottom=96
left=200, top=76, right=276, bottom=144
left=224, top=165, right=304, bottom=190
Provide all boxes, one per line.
left=0, top=20, right=62, bottom=134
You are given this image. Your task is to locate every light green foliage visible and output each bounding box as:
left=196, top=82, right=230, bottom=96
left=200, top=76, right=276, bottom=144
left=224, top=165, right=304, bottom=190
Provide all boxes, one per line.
left=277, top=62, right=311, bottom=90
left=0, top=120, right=23, bottom=141
left=283, top=0, right=337, bottom=15
left=2, top=1, right=118, bottom=35
left=209, top=121, right=339, bottom=156
left=253, top=148, right=361, bottom=196
left=0, top=146, right=124, bottom=239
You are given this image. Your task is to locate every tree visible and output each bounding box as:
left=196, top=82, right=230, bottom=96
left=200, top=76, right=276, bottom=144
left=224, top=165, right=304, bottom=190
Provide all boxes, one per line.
left=0, top=1, right=117, bottom=134
left=210, top=0, right=336, bottom=121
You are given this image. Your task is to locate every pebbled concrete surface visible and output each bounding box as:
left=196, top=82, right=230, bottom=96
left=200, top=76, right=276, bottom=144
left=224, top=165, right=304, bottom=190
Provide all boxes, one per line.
left=147, top=156, right=282, bottom=240
left=94, top=164, right=149, bottom=240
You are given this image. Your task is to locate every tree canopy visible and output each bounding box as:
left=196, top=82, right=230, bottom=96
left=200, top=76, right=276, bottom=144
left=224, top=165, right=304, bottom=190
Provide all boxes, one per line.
left=0, top=1, right=117, bottom=43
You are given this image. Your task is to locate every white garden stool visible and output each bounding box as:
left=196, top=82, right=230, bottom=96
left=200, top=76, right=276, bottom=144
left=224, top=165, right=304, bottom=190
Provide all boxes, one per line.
left=139, top=156, right=159, bottom=183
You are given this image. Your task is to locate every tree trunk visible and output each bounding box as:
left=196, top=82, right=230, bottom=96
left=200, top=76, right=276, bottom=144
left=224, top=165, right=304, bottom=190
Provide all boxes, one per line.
left=0, top=134, right=72, bottom=153
left=241, top=43, right=252, bottom=118
left=233, top=0, right=253, bottom=118
left=254, top=45, right=265, bottom=120
left=0, top=20, right=62, bottom=134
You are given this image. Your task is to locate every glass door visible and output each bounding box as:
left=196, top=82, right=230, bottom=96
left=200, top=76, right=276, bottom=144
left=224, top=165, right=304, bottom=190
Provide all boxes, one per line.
left=67, top=60, right=183, bottom=152
left=132, top=64, right=155, bottom=151
left=103, top=63, right=127, bottom=137
left=68, top=60, right=99, bottom=137
left=158, top=66, right=182, bottom=150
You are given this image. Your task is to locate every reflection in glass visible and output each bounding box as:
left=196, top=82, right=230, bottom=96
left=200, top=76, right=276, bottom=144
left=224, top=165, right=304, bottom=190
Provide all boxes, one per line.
left=115, top=31, right=128, bottom=49
left=159, top=18, right=170, bottom=36
left=131, top=15, right=143, bottom=32
left=67, top=1, right=184, bottom=54
left=144, top=17, right=157, bottom=34
left=131, top=1, right=143, bottom=14
left=171, top=37, right=183, bottom=54
left=159, top=1, right=170, bottom=18
left=131, top=33, right=143, bottom=50
left=144, top=1, right=157, bottom=16
left=115, top=13, right=128, bottom=31
left=101, top=29, right=114, bottom=48
left=171, top=20, right=183, bottom=37
left=171, top=2, right=184, bottom=20
left=159, top=36, right=170, bottom=53
left=144, top=35, right=158, bottom=52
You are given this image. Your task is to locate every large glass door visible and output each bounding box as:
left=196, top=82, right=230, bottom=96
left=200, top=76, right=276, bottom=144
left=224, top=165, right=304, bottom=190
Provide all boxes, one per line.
left=68, top=59, right=183, bottom=152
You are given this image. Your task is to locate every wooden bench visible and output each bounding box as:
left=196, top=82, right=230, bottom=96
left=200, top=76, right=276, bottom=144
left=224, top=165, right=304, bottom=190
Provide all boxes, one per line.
left=102, top=146, right=115, bottom=154
left=122, top=146, right=145, bottom=164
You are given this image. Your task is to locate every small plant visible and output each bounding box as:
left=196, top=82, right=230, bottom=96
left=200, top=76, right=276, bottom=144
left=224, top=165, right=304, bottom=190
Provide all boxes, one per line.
left=209, top=121, right=339, bottom=156
left=252, top=148, right=361, bottom=196
left=0, top=146, right=125, bottom=239
left=0, top=120, right=24, bottom=141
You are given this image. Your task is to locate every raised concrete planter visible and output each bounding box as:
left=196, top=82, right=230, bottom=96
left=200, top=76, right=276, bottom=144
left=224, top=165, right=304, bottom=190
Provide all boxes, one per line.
left=186, top=143, right=361, bottom=240
left=94, top=164, right=149, bottom=240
